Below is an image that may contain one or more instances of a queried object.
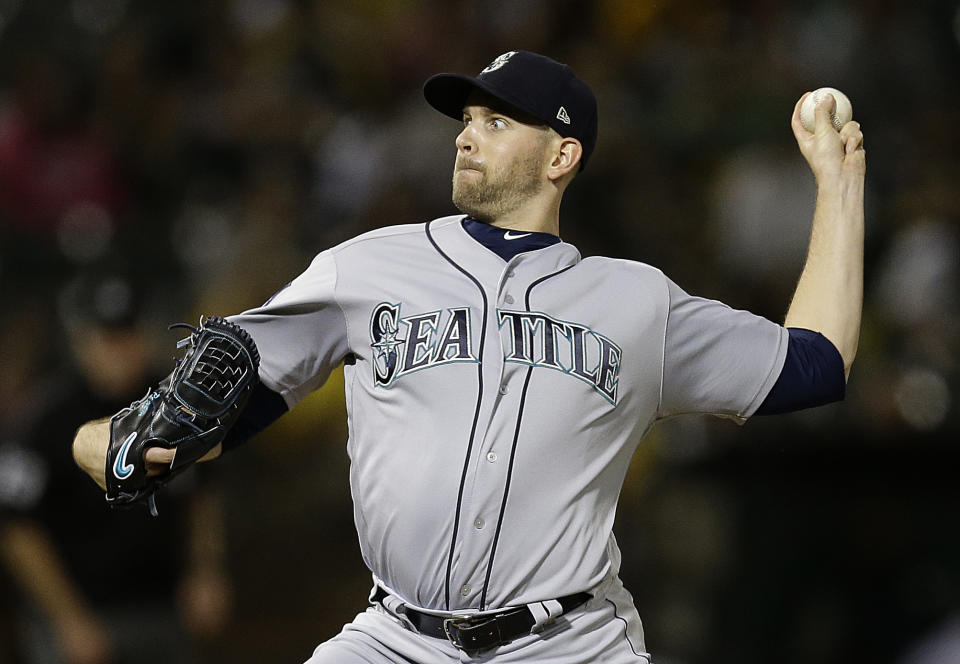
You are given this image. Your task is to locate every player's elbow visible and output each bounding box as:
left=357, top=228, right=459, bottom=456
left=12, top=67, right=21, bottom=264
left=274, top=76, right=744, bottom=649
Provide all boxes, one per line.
left=837, top=333, right=859, bottom=383
left=842, top=347, right=857, bottom=382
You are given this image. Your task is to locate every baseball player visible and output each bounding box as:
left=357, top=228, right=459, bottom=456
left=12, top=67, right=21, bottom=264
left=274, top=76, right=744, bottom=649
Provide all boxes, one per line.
left=73, top=50, right=865, bottom=663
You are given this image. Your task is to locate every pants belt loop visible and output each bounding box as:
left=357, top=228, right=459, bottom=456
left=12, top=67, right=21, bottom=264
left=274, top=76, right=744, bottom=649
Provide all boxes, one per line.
left=527, top=598, right=564, bottom=634
left=381, top=594, right=406, bottom=615
left=373, top=587, right=416, bottom=632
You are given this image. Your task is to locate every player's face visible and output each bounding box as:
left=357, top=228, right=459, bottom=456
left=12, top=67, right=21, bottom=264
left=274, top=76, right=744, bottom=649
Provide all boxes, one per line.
left=452, top=96, right=553, bottom=224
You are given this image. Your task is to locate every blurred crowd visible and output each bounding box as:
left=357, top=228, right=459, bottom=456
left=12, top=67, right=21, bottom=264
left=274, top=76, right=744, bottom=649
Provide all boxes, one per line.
left=0, top=1, right=957, bottom=663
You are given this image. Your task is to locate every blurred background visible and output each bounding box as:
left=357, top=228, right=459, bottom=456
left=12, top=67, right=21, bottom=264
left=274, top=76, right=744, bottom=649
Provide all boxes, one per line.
left=0, top=1, right=957, bottom=663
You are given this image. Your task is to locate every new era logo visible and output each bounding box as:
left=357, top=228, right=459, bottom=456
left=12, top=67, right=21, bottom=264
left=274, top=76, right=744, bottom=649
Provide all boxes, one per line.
left=557, top=107, right=571, bottom=125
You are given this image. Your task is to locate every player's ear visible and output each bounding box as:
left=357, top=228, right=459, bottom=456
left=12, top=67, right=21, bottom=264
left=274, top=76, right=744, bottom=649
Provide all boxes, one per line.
left=547, top=137, right=582, bottom=183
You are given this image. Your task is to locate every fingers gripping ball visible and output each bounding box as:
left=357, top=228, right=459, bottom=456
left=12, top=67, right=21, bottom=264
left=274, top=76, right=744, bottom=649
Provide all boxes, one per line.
left=800, top=87, right=853, bottom=132
left=105, top=316, right=260, bottom=515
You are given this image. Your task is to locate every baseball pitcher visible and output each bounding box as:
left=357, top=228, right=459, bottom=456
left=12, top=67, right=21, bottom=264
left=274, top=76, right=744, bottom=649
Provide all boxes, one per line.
left=73, top=51, right=865, bottom=663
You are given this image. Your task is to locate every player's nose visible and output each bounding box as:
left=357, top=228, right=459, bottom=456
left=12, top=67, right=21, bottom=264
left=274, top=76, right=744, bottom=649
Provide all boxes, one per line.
left=455, top=125, right=475, bottom=153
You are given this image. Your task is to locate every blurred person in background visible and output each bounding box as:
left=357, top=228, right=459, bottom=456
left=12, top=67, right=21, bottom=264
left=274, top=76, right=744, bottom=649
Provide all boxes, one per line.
left=0, top=44, right=126, bottom=285
left=0, top=267, right=230, bottom=664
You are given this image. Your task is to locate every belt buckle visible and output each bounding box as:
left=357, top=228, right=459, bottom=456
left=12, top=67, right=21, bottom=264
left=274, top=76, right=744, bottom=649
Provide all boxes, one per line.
left=442, top=615, right=501, bottom=652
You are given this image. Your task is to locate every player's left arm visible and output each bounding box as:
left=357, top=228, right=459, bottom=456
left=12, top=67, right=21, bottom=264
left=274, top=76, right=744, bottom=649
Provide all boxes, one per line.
left=143, top=383, right=288, bottom=472
left=73, top=382, right=288, bottom=489
left=783, top=92, right=866, bottom=380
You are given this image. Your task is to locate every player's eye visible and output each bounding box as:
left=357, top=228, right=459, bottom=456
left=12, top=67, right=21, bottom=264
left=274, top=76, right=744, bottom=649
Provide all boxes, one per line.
left=489, top=118, right=507, bottom=130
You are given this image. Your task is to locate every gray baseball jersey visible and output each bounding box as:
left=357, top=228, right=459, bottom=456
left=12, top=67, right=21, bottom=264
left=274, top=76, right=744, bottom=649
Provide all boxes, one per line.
left=229, top=214, right=788, bottom=614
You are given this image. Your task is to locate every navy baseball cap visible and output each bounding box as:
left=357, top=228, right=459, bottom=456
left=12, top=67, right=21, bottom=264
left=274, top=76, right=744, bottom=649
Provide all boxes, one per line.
left=424, top=50, right=598, bottom=169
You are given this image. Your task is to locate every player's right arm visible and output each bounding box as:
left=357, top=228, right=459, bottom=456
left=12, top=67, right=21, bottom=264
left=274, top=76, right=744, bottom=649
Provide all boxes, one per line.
left=783, top=92, right=866, bottom=378
left=656, top=95, right=864, bottom=422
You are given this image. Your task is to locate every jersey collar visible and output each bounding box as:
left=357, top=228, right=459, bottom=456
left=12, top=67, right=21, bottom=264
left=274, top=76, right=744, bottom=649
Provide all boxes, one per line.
left=461, top=217, right=561, bottom=262
left=426, top=215, right=581, bottom=291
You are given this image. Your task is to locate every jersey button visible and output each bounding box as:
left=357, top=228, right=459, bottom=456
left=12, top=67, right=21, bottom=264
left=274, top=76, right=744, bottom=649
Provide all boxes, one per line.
left=504, top=294, right=515, bottom=305
left=486, top=452, right=498, bottom=463
left=474, top=518, right=485, bottom=530
left=460, top=584, right=471, bottom=596
left=499, top=384, right=508, bottom=395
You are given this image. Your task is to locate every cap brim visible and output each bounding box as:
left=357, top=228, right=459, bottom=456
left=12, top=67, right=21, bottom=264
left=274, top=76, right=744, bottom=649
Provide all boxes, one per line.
left=423, top=74, right=486, bottom=120
left=424, top=73, right=546, bottom=126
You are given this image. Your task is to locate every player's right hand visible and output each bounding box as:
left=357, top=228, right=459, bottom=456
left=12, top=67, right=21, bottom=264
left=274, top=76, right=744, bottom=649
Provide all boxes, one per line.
left=791, top=92, right=865, bottom=183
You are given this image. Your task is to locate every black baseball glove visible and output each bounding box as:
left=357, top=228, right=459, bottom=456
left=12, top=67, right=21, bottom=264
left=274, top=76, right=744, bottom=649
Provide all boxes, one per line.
left=105, top=316, right=260, bottom=515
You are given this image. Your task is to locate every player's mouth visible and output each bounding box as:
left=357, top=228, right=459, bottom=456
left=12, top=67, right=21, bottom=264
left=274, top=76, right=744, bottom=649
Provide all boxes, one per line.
left=455, top=159, right=484, bottom=174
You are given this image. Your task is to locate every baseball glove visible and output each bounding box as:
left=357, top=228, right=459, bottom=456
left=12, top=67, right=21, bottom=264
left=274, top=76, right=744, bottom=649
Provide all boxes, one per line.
left=105, top=315, right=260, bottom=515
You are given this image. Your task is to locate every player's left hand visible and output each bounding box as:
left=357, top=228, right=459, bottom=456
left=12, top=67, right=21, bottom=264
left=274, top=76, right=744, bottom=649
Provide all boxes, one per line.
left=73, top=419, right=222, bottom=491
left=791, top=92, right=865, bottom=183
left=144, top=445, right=221, bottom=474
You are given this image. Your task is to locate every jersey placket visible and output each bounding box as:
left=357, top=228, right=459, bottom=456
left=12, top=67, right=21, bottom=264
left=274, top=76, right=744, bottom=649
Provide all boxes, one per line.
left=443, top=263, right=514, bottom=610
left=427, top=219, right=581, bottom=612
left=446, top=254, right=557, bottom=611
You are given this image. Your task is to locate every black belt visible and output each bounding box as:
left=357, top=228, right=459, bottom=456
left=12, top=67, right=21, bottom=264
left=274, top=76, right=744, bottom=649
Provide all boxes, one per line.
left=372, top=586, right=591, bottom=652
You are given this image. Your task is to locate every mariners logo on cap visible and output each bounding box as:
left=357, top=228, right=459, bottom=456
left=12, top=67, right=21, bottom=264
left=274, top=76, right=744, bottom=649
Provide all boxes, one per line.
left=481, top=51, right=517, bottom=74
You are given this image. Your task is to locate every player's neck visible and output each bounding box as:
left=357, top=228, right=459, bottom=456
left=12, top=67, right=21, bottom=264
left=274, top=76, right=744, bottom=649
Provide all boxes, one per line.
left=486, top=197, right=561, bottom=236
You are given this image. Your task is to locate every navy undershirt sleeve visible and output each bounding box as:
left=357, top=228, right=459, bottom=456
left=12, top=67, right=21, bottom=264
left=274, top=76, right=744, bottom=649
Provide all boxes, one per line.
left=754, top=328, right=846, bottom=415
left=221, top=382, right=289, bottom=452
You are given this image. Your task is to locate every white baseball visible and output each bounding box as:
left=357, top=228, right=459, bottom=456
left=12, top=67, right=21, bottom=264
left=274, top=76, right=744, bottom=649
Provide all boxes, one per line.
left=800, top=87, right=853, bottom=132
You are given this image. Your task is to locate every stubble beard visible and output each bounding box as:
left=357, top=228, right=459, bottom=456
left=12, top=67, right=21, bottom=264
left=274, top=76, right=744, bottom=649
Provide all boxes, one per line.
left=452, top=150, right=546, bottom=224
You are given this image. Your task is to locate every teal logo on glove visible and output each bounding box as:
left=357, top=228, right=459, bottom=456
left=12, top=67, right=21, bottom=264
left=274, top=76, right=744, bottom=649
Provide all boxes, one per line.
left=114, top=432, right=137, bottom=479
